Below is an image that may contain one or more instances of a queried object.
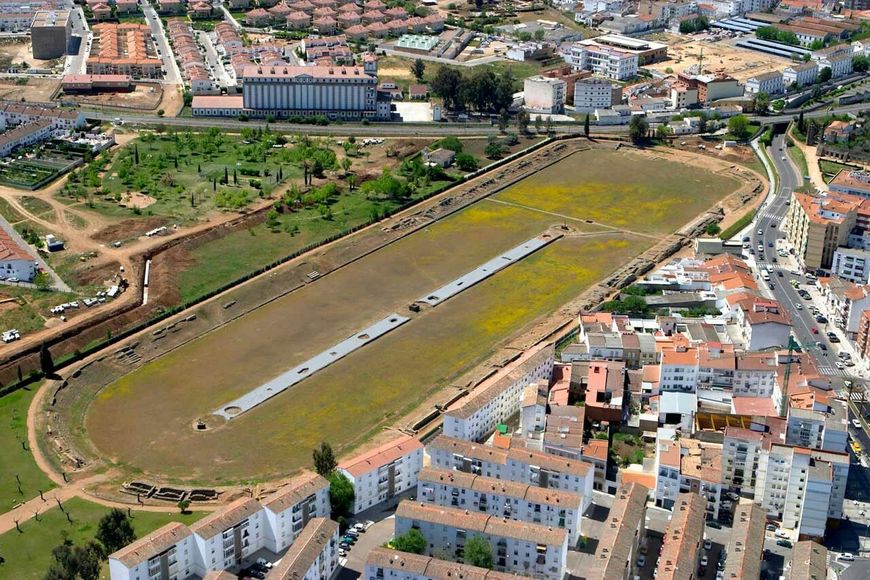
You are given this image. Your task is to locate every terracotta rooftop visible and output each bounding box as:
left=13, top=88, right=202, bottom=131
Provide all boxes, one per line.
left=338, top=434, right=422, bottom=478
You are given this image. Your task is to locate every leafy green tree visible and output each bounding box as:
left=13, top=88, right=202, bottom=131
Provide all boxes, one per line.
left=411, top=58, right=426, bottom=81
left=455, top=152, right=479, bottom=171
left=327, top=471, right=355, bottom=518
left=312, top=442, right=337, bottom=476
left=818, top=67, right=832, bottom=83
left=39, top=343, right=54, bottom=376
left=464, top=536, right=493, bottom=569
left=601, top=295, right=648, bottom=315
left=96, top=508, right=136, bottom=554
left=44, top=540, right=104, bottom=580
left=727, top=114, right=751, bottom=140
left=33, top=271, right=51, bottom=291
left=705, top=222, right=722, bottom=236
left=431, top=67, right=463, bottom=110
left=854, top=55, right=870, bottom=72
left=516, top=109, right=530, bottom=134
left=178, top=499, right=191, bottom=514
left=629, top=115, right=649, bottom=144
left=656, top=124, right=671, bottom=141
left=754, top=91, right=771, bottom=115
left=438, top=136, right=463, bottom=152
left=484, top=142, right=505, bottom=159
left=393, top=528, right=427, bottom=554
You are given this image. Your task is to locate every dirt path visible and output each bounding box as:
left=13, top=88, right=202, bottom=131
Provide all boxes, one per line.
left=794, top=137, right=828, bottom=192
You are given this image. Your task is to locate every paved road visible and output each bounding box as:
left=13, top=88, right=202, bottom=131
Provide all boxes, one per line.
left=63, top=0, right=90, bottom=76
left=143, top=3, right=181, bottom=85
left=197, top=30, right=234, bottom=89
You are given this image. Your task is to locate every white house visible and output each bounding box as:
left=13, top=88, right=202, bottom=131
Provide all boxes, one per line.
left=337, top=434, right=424, bottom=514
left=266, top=518, right=339, bottom=580
left=416, top=467, right=585, bottom=544
left=744, top=71, right=783, bottom=95
left=832, top=247, right=870, bottom=284
left=0, top=228, right=38, bottom=282
left=261, top=470, right=331, bottom=553
left=394, top=501, right=569, bottom=579
left=812, top=45, right=853, bottom=79
left=573, top=77, right=620, bottom=112
left=731, top=296, right=791, bottom=351
left=442, top=342, right=554, bottom=442
left=783, top=62, right=818, bottom=89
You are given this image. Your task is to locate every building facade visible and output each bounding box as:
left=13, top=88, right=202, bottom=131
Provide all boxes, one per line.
left=338, top=434, right=424, bottom=514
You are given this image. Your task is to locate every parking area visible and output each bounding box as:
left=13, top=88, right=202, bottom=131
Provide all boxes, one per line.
left=336, top=515, right=396, bottom=580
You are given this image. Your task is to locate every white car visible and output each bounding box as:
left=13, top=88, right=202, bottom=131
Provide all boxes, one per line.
left=853, top=419, right=862, bottom=429
left=774, top=529, right=790, bottom=539
left=837, top=361, right=845, bottom=370
left=796, top=304, right=802, bottom=310
left=637, top=555, right=646, bottom=568
left=838, top=553, right=855, bottom=561
left=255, top=558, right=273, bottom=569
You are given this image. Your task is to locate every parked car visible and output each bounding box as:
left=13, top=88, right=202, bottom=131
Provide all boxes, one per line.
left=838, top=553, right=856, bottom=561
left=707, top=521, right=722, bottom=529
left=853, top=419, right=862, bottom=429
left=775, top=529, right=790, bottom=539
left=704, top=539, right=712, bottom=551
left=637, top=555, right=646, bottom=568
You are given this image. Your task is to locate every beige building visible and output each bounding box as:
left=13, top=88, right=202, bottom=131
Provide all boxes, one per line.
left=31, top=10, right=70, bottom=59
left=785, top=191, right=863, bottom=271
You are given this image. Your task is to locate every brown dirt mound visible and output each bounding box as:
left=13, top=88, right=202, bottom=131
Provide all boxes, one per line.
left=91, top=218, right=169, bottom=243
left=73, top=261, right=122, bottom=288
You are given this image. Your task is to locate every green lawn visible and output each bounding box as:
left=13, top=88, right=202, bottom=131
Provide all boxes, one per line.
left=819, top=159, right=859, bottom=183
left=787, top=141, right=809, bottom=178
left=0, top=196, right=25, bottom=223
left=0, top=497, right=206, bottom=579
left=0, top=386, right=55, bottom=513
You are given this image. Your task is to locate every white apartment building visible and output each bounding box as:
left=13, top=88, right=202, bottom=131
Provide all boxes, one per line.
left=267, top=518, right=338, bottom=580
left=744, top=71, right=783, bottom=95
left=783, top=62, right=818, bottom=89
left=338, top=434, right=424, bottom=514
left=563, top=43, right=638, bottom=81
left=427, top=435, right=595, bottom=502
left=443, top=342, right=554, bottom=442
left=523, top=75, right=566, bottom=114
left=754, top=444, right=848, bottom=537
left=365, top=547, right=519, bottom=580
left=261, top=471, right=331, bottom=553
left=416, top=467, right=585, bottom=544
left=785, top=400, right=848, bottom=454
left=654, top=432, right=724, bottom=521
left=732, top=353, right=777, bottom=397
left=109, top=522, right=198, bottom=580
left=819, top=277, right=870, bottom=336
left=812, top=46, right=854, bottom=79
left=722, top=427, right=766, bottom=495
left=109, top=480, right=340, bottom=580
left=520, top=383, right=547, bottom=438
left=240, top=57, right=391, bottom=120
left=573, top=77, right=620, bottom=112
left=394, top=501, right=569, bottom=580
left=191, top=498, right=267, bottom=574
left=659, top=346, right=699, bottom=393
left=832, top=247, right=870, bottom=284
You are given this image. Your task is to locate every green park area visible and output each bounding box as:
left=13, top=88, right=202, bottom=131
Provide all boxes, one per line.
left=0, top=497, right=204, bottom=579
left=0, top=386, right=54, bottom=514
left=80, top=146, right=742, bottom=484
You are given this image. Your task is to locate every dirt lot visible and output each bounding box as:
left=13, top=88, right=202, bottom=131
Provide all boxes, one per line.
left=61, top=83, right=164, bottom=111
left=645, top=35, right=792, bottom=83
left=0, top=77, right=60, bottom=102
left=66, top=145, right=746, bottom=485
left=0, top=39, right=62, bottom=70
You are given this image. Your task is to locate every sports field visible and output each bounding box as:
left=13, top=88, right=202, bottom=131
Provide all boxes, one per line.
left=82, top=148, right=741, bottom=483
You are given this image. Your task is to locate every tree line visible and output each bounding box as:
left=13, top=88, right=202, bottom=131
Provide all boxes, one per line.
left=430, top=67, right=517, bottom=113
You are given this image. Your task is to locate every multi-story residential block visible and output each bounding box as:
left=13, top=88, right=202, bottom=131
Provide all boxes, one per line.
left=0, top=101, right=86, bottom=130
left=338, top=434, right=424, bottom=514
left=832, top=247, right=870, bottom=284
left=787, top=541, right=828, bottom=580
left=520, top=383, right=547, bottom=438
left=655, top=432, right=724, bottom=521
left=730, top=295, right=791, bottom=351
left=261, top=471, right=331, bottom=553
left=856, top=309, right=870, bottom=362
left=657, top=492, right=706, bottom=580
left=87, top=23, right=163, bottom=79
left=722, top=503, right=766, bottom=580
left=191, top=498, right=267, bottom=573
left=722, top=427, right=768, bottom=495
left=109, top=522, right=198, bottom=580
left=523, top=75, right=566, bottom=114
left=732, top=352, right=778, bottom=397
left=812, top=44, right=854, bottom=78
left=677, top=73, right=743, bottom=103
left=818, top=276, right=870, bottom=336
left=31, top=9, right=70, bottom=59
left=784, top=191, right=863, bottom=271
left=394, top=501, right=569, bottom=580
left=670, top=82, right=698, bottom=109
left=427, top=435, right=595, bottom=500
left=267, top=518, right=338, bottom=580
left=0, top=119, right=55, bottom=159
left=443, top=342, right=554, bottom=442
left=830, top=169, right=870, bottom=198
left=416, top=467, right=585, bottom=544
left=785, top=390, right=848, bottom=453
left=563, top=43, right=638, bottom=81
left=573, top=77, right=621, bottom=112
left=586, top=482, right=648, bottom=580
left=754, top=444, right=848, bottom=537
left=364, top=547, right=518, bottom=580
left=783, top=61, right=819, bottom=89
left=744, top=70, right=783, bottom=95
